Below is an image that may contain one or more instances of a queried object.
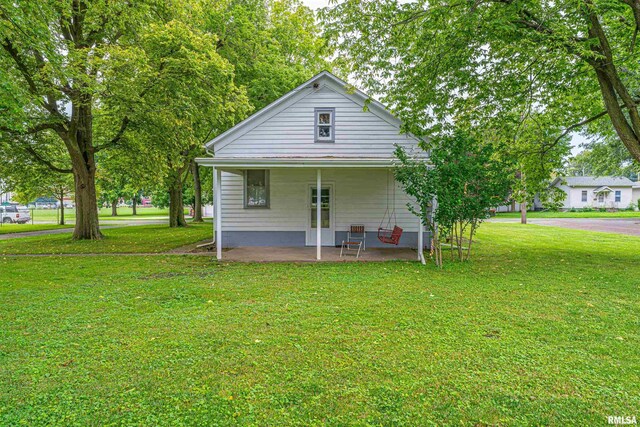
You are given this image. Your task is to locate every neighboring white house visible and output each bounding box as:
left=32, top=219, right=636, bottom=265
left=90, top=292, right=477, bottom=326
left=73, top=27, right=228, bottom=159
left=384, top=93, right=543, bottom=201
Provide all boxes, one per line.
left=551, top=176, right=636, bottom=210
left=197, top=71, right=429, bottom=261
left=633, top=184, right=640, bottom=207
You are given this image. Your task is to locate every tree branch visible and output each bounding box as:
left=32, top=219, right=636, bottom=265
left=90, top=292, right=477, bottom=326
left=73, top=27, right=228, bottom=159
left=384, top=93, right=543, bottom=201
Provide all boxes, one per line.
left=1, top=38, right=70, bottom=126
left=23, top=145, right=73, bottom=174
left=1, top=38, right=38, bottom=94
left=0, top=122, right=63, bottom=135
left=94, top=116, right=130, bottom=152
left=547, top=110, right=609, bottom=150
left=542, top=96, right=640, bottom=154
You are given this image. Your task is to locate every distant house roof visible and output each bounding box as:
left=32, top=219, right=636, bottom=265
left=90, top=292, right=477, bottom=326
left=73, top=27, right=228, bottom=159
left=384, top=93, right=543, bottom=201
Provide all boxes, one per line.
left=556, top=176, right=635, bottom=187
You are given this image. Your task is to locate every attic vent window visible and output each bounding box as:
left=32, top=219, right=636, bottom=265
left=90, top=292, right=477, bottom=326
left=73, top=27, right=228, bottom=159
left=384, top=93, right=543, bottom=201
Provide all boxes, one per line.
left=315, top=107, right=335, bottom=142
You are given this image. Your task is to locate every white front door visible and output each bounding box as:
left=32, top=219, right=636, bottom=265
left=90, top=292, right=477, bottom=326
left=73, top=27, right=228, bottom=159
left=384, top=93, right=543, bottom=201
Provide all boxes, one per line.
left=307, top=185, right=334, bottom=246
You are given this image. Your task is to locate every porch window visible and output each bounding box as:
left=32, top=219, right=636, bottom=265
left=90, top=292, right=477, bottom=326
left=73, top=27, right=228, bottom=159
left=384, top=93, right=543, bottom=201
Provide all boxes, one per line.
left=581, top=190, right=587, bottom=202
left=315, top=108, right=335, bottom=142
left=244, top=170, right=269, bottom=208
left=615, top=190, right=621, bottom=202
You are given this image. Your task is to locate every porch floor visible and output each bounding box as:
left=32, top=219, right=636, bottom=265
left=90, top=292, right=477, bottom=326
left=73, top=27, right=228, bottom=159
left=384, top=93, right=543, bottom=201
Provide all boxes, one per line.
left=221, top=246, right=420, bottom=262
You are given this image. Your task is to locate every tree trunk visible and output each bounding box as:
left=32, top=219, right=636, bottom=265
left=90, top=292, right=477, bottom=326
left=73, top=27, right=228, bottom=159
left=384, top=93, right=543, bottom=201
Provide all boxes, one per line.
left=111, top=199, right=118, bottom=216
left=192, top=160, right=203, bottom=222
left=72, top=157, right=102, bottom=240
left=585, top=9, right=640, bottom=162
left=168, top=174, right=187, bottom=228
left=66, top=93, right=102, bottom=240
left=58, top=194, right=65, bottom=226
left=520, top=200, right=527, bottom=224
left=132, top=196, right=137, bottom=215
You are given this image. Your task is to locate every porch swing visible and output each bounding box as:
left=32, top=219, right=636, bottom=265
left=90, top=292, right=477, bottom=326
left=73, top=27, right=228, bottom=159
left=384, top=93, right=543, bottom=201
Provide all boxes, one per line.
left=377, top=171, right=403, bottom=245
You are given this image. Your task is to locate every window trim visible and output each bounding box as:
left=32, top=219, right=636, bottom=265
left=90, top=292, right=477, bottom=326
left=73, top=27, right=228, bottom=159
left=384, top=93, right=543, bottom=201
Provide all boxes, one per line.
left=615, top=190, right=621, bottom=202
left=243, top=169, right=270, bottom=209
left=581, top=190, right=588, bottom=202
left=314, top=107, right=335, bottom=143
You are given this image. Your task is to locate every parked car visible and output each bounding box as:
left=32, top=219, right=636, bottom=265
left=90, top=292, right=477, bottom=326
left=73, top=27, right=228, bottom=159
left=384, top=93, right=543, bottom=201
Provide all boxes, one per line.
left=0, top=205, right=31, bottom=224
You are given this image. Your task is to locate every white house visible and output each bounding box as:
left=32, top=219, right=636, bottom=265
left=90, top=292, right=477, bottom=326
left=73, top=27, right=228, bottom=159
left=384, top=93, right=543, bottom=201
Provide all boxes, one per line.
left=197, top=71, right=429, bottom=261
left=634, top=184, right=640, bottom=207
left=551, top=176, right=635, bottom=210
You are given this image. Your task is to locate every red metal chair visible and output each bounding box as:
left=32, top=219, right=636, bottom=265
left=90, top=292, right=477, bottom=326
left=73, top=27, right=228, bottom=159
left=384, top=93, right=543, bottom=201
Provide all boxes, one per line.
left=377, top=225, right=403, bottom=245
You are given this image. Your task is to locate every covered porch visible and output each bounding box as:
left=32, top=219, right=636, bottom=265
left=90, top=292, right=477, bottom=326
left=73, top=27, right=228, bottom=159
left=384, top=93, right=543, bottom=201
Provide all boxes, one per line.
left=196, top=157, right=427, bottom=263
left=219, top=246, right=420, bottom=262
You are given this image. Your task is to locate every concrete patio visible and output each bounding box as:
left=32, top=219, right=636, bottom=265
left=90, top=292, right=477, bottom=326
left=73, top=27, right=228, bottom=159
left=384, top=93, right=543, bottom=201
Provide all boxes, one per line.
left=220, top=246, right=421, bottom=262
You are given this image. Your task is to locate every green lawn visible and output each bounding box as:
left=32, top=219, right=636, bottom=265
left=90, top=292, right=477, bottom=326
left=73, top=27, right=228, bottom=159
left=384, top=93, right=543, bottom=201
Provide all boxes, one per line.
left=0, top=223, right=638, bottom=425
left=0, top=223, right=212, bottom=254
left=0, top=223, right=73, bottom=235
left=496, top=210, right=640, bottom=218
left=30, top=206, right=186, bottom=221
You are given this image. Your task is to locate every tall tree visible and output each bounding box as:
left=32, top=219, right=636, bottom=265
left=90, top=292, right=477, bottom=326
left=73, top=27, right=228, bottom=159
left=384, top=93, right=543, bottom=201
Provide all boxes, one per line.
left=209, top=0, right=328, bottom=110
left=322, top=0, right=640, bottom=164
left=0, top=0, right=159, bottom=239
left=178, top=0, right=327, bottom=224
left=126, top=19, right=250, bottom=227
left=95, top=141, right=161, bottom=217
left=493, top=113, right=572, bottom=222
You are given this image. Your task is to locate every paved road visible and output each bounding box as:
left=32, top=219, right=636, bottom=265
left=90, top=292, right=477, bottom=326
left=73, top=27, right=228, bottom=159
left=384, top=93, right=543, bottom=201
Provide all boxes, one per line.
left=0, top=220, right=165, bottom=240
left=492, top=217, right=640, bottom=237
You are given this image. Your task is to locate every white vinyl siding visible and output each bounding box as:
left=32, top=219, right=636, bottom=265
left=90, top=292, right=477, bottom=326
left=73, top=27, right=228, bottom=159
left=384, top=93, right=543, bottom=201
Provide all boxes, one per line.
left=220, top=169, right=420, bottom=233
left=559, top=186, right=633, bottom=209
left=215, top=85, right=420, bottom=158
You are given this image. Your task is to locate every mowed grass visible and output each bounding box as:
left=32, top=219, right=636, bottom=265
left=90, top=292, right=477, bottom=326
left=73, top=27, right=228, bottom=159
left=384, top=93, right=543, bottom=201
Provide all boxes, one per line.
left=496, top=210, right=640, bottom=218
left=0, top=223, right=212, bottom=254
left=30, top=206, right=183, bottom=221
left=0, top=223, right=638, bottom=425
left=0, top=223, right=73, bottom=235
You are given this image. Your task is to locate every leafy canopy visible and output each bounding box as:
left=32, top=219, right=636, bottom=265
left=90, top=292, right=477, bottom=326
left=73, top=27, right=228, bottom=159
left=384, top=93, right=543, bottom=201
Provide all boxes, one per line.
left=322, top=0, right=640, bottom=161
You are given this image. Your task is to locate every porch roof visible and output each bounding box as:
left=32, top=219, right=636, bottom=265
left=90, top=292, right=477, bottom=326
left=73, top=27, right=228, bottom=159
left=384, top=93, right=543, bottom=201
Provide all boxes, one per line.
left=593, top=185, right=613, bottom=193
left=195, top=156, right=405, bottom=168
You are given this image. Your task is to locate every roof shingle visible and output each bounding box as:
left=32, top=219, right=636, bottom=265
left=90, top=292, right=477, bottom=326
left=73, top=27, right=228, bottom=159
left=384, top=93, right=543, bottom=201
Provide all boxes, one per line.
left=561, top=176, right=634, bottom=187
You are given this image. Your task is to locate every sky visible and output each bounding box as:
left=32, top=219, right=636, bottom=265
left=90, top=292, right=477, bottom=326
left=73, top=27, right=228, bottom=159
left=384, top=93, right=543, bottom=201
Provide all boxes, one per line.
left=302, top=0, right=332, bottom=8
left=301, top=0, right=586, bottom=156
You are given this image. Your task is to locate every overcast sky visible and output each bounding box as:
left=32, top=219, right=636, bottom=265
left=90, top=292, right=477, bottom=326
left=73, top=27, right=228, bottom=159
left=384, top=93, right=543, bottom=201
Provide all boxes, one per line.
left=301, top=0, right=586, bottom=155
left=302, top=0, right=332, bottom=8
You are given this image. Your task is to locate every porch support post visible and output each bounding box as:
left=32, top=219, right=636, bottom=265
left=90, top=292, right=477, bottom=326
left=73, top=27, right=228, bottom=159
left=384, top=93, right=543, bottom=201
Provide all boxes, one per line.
left=215, top=167, right=222, bottom=260
left=316, top=168, right=322, bottom=260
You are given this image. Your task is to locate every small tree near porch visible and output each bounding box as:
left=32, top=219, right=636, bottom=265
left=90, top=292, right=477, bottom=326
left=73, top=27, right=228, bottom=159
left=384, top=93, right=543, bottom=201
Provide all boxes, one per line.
left=394, top=130, right=510, bottom=267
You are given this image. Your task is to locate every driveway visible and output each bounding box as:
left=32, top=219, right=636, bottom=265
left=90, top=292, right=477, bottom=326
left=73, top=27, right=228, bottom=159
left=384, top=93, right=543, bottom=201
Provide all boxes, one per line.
left=493, top=217, right=640, bottom=237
